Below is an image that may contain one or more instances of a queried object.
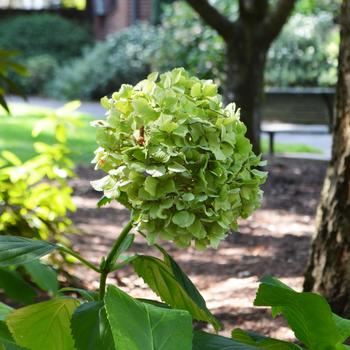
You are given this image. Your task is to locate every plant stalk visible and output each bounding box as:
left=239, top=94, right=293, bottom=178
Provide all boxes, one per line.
left=57, top=245, right=100, bottom=273
left=99, top=219, right=134, bottom=300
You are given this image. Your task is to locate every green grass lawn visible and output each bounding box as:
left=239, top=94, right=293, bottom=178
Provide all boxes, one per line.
left=0, top=103, right=97, bottom=164
left=0, top=103, right=322, bottom=165
left=261, top=139, right=322, bottom=154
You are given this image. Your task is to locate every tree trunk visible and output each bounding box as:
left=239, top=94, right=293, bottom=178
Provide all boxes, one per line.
left=226, top=31, right=268, bottom=154
left=185, top=0, right=296, bottom=155
left=303, top=0, right=350, bottom=316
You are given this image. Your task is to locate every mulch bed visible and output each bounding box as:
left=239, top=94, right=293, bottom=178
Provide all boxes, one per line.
left=67, top=156, right=328, bottom=340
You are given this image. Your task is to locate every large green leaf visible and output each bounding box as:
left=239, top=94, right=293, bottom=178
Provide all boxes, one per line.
left=0, top=268, right=37, bottom=304
left=192, top=331, right=259, bottom=350
left=0, top=322, right=13, bottom=344
left=71, top=301, right=115, bottom=350
left=254, top=277, right=347, bottom=349
left=23, top=261, right=58, bottom=295
left=0, top=304, right=12, bottom=322
left=0, top=321, right=25, bottom=350
left=159, top=246, right=220, bottom=330
left=0, top=342, right=26, bottom=350
left=333, top=313, right=350, bottom=344
left=6, top=297, right=79, bottom=350
left=231, top=329, right=302, bottom=349
left=0, top=237, right=56, bottom=267
left=132, top=254, right=220, bottom=330
left=0, top=302, right=21, bottom=350
left=105, top=285, right=192, bottom=350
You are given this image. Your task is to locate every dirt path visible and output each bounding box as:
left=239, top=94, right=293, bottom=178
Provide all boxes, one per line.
left=68, top=157, right=328, bottom=340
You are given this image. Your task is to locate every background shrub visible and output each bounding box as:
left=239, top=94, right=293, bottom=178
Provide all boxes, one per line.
left=155, top=1, right=338, bottom=88
left=0, top=14, right=91, bottom=95
left=266, top=12, right=339, bottom=87
left=47, top=23, right=160, bottom=100
left=0, top=14, right=91, bottom=61
left=154, top=1, right=227, bottom=87
left=23, top=55, right=59, bottom=95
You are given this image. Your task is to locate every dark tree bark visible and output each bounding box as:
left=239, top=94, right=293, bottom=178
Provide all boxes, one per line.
left=303, top=0, right=350, bottom=316
left=151, top=0, right=175, bottom=25
left=185, top=0, right=296, bottom=153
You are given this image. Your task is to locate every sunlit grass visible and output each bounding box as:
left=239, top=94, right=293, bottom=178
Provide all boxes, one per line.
left=0, top=103, right=96, bottom=164
left=0, top=103, right=323, bottom=165
left=261, top=139, right=322, bottom=154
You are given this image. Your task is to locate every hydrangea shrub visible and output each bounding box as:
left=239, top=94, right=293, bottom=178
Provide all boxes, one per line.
left=91, top=68, right=267, bottom=248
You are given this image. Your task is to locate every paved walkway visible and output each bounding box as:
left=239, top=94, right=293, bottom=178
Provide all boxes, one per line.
left=7, top=96, right=332, bottom=160
left=7, top=96, right=106, bottom=118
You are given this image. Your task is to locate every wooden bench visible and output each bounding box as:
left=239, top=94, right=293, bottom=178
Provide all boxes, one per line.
left=261, top=123, right=330, bottom=155
left=261, top=87, right=335, bottom=155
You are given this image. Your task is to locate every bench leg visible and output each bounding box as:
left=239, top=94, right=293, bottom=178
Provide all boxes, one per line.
left=269, top=132, right=275, bottom=156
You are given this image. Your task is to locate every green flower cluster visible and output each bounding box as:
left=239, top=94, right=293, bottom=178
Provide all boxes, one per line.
left=91, top=68, right=267, bottom=248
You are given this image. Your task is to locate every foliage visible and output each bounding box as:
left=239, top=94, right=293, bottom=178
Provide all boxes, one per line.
left=0, top=237, right=57, bottom=267
left=0, top=70, right=346, bottom=350
left=6, top=297, right=80, bottom=349
left=48, top=24, right=160, bottom=100
left=0, top=233, right=219, bottom=349
left=156, top=1, right=338, bottom=88
left=0, top=50, right=26, bottom=113
left=0, top=102, right=79, bottom=243
left=71, top=301, right=114, bottom=349
left=253, top=277, right=350, bottom=348
left=105, top=285, right=193, bottom=350
left=61, top=0, right=86, bottom=10
left=132, top=251, right=221, bottom=330
left=0, top=103, right=81, bottom=305
left=1, top=233, right=350, bottom=349
left=0, top=261, right=58, bottom=304
left=91, top=68, right=266, bottom=248
left=0, top=144, right=75, bottom=240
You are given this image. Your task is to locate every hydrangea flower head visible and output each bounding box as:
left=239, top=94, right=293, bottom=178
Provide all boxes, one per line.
left=91, top=68, right=267, bottom=248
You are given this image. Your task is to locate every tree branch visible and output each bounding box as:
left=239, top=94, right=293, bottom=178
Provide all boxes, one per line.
left=185, top=0, right=235, bottom=41
left=263, top=0, right=297, bottom=44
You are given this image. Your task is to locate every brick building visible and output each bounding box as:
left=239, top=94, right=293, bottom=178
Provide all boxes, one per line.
left=0, top=0, right=154, bottom=40
left=91, top=0, right=153, bottom=39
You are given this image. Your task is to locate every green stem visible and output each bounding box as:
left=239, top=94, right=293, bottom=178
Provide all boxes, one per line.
left=99, top=267, right=108, bottom=301
left=99, top=219, right=134, bottom=300
left=57, top=245, right=100, bottom=273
